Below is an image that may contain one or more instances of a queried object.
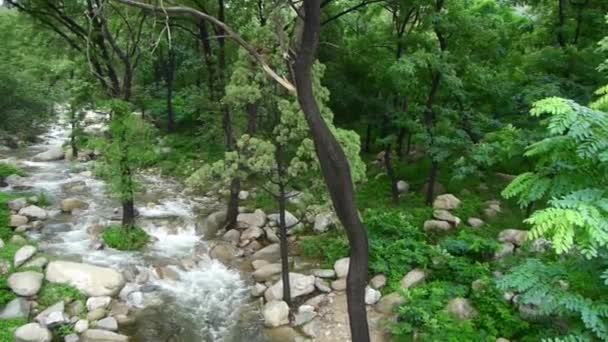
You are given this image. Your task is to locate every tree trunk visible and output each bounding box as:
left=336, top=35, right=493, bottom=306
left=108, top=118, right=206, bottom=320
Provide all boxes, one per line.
left=364, top=122, right=372, bottom=153
left=293, top=1, right=369, bottom=340
left=384, top=143, right=399, bottom=204
left=246, top=102, right=258, bottom=135
left=557, top=0, right=567, bottom=48
left=122, top=198, right=136, bottom=228
left=276, top=145, right=292, bottom=307
left=166, top=48, right=176, bottom=133
left=425, top=161, right=439, bottom=205
left=70, top=107, right=78, bottom=158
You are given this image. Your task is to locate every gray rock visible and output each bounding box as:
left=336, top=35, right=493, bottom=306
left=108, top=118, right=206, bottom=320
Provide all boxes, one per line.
left=8, top=271, right=44, bottom=296
left=81, top=329, right=129, bottom=342
left=267, top=211, right=299, bottom=230
left=293, top=305, right=316, bottom=326
left=397, top=180, right=410, bottom=194
left=423, top=219, right=453, bottom=233
left=32, top=146, right=64, bottom=162
left=313, top=212, right=333, bottom=233
left=0, top=297, right=30, bottom=319
left=498, top=229, right=528, bottom=247
left=301, top=318, right=320, bottom=338
left=237, top=209, right=266, bottom=228
left=252, top=243, right=280, bottom=262
left=370, top=274, right=387, bottom=289
left=467, top=217, right=485, bottom=228
left=375, top=292, right=405, bottom=314
left=14, top=323, right=52, bottom=342
left=35, top=301, right=65, bottom=326
left=64, top=334, right=79, bottom=342
left=44, top=310, right=69, bottom=328
left=22, top=257, right=48, bottom=269
left=251, top=259, right=270, bottom=270
left=240, top=226, right=264, bottom=242
left=86, top=296, right=112, bottom=311
left=314, top=278, right=331, bottom=293
left=238, top=190, right=249, bottom=200
left=331, top=278, right=346, bottom=291
left=66, top=300, right=85, bottom=317
left=251, top=283, right=267, bottom=297
left=10, top=235, right=27, bottom=245
left=8, top=198, right=28, bottom=211
left=311, top=269, right=335, bottom=279
left=264, top=273, right=315, bottom=301
left=264, top=228, right=279, bottom=243
left=209, top=243, right=242, bottom=264
left=74, top=319, right=89, bottom=333
left=447, top=297, right=477, bottom=320
left=87, top=308, right=106, bottom=321
left=433, top=209, right=461, bottom=226
left=60, top=198, right=89, bottom=213
left=96, top=316, right=118, bottom=331
left=18, top=206, right=47, bottom=220
left=400, top=268, right=426, bottom=289
left=14, top=245, right=37, bottom=267
left=494, top=242, right=515, bottom=259
left=252, top=263, right=282, bottom=282
left=46, top=261, right=126, bottom=297
left=263, top=300, right=289, bottom=327
left=10, top=215, right=28, bottom=227
left=333, top=257, right=350, bottom=278
left=365, top=286, right=381, bottom=305
left=432, top=194, right=461, bottom=210
left=221, top=229, right=241, bottom=245
left=195, top=210, right=227, bottom=237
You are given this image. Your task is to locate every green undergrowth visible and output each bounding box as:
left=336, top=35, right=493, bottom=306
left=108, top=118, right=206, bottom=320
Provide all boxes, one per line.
left=0, top=319, right=26, bottom=341
left=37, top=283, right=84, bottom=309
left=102, top=224, right=150, bottom=251
left=0, top=162, right=25, bottom=179
left=155, top=134, right=223, bottom=179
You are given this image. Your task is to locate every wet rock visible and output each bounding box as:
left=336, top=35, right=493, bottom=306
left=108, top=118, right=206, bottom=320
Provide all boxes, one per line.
left=19, top=206, right=47, bottom=220
left=32, top=146, right=64, bottom=162
left=333, top=257, right=350, bottom=278
left=195, top=210, right=227, bottom=237
left=293, top=305, right=317, bottom=326
left=252, top=263, right=282, bottom=282
left=252, top=283, right=267, bottom=297
left=14, top=245, right=37, bottom=267
left=209, top=242, right=242, bottom=264
left=397, top=180, right=410, bottom=194
left=81, top=329, right=128, bottom=342
left=375, top=292, right=405, bottom=314
left=263, top=300, right=290, bottom=327
left=0, top=297, right=30, bottom=319
left=494, top=242, right=515, bottom=259
left=96, top=316, right=118, bottom=331
left=400, top=268, right=426, bottom=289
left=87, top=308, right=107, bottom=321
left=87, top=296, right=112, bottom=311
left=61, top=180, right=87, bottom=193
left=8, top=198, right=28, bottom=211
left=433, top=194, right=461, bottom=210
left=60, top=198, right=89, bottom=213
left=222, top=229, right=241, bottom=245
left=331, top=278, right=347, bottom=291
left=447, top=297, right=477, bottom=320
left=365, top=286, right=381, bottom=305
left=467, top=217, right=485, bottom=228
left=433, top=209, right=461, bottom=226
left=14, top=323, right=52, bottom=342
left=241, top=226, right=264, bottom=242
left=313, top=212, right=333, bottom=233
left=252, top=243, right=280, bottom=262
left=264, top=273, right=315, bottom=301
left=154, top=266, right=180, bottom=281
left=10, top=215, right=28, bottom=227
left=314, top=278, right=331, bottom=293
left=498, top=229, right=528, bottom=247
left=311, top=269, right=335, bottom=279
left=237, top=209, right=266, bottom=228
left=46, top=261, right=126, bottom=297
left=370, top=274, right=387, bottom=289
left=8, top=271, right=44, bottom=296
left=86, top=224, right=105, bottom=236
left=423, top=220, right=453, bottom=233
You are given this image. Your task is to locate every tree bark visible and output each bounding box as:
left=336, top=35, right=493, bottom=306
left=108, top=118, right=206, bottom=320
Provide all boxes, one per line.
left=276, top=145, right=292, bottom=307
left=293, top=1, right=369, bottom=340
left=166, top=47, right=176, bottom=133
left=364, top=122, right=372, bottom=153
left=384, top=143, right=399, bottom=204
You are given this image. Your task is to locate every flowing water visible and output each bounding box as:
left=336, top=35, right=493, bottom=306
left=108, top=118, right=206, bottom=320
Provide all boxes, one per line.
left=1, top=112, right=267, bottom=341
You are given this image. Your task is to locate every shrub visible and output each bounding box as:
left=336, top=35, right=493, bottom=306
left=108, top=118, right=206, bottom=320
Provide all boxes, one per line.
left=0, top=162, right=24, bottom=179
left=0, top=319, right=26, bottom=341
left=102, top=225, right=150, bottom=251
left=440, top=230, right=500, bottom=261
left=300, top=232, right=349, bottom=269
left=38, top=283, right=84, bottom=309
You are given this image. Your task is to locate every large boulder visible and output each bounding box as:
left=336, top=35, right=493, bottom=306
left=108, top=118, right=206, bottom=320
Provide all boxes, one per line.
left=432, top=194, right=461, bottom=210
left=34, top=301, right=65, bottom=327
left=81, top=330, right=129, bottom=342
left=447, top=297, right=477, bottom=320
left=433, top=209, right=461, bottom=226
left=397, top=180, right=410, bottom=194
left=32, top=146, right=64, bottom=162
left=46, top=261, right=126, bottom=297
left=423, top=220, right=453, bottom=233
left=14, top=323, right=52, bottom=342
left=498, top=229, right=528, bottom=247
left=18, top=206, right=47, bottom=220
left=237, top=209, right=266, bottom=228
left=14, top=245, right=37, bottom=267
left=365, top=286, right=381, bottom=305
left=209, top=242, right=242, bottom=264
left=252, top=243, right=280, bottom=262
left=467, top=217, right=485, bottom=228
left=0, top=298, right=30, bottom=319
left=240, top=226, right=264, bottom=242
left=264, top=273, right=315, bottom=301
left=400, top=268, right=426, bottom=289
left=10, top=215, right=28, bottom=227
left=195, top=210, right=227, bottom=237
left=8, top=271, right=44, bottom=296
left=263, top=301, right=289, bottom=327
left=252, top=263, right=282, bottom=282
left=86, top=296, right=112, bottom=312
left=333, top=257, right=350, bottom=278
left=375, top=292, right=405, bottom=314
left=268, top=211, right=300, bottom=230
left=60, top=198, right=89, bottom=213
left=313, top=212, right=333, bottom=233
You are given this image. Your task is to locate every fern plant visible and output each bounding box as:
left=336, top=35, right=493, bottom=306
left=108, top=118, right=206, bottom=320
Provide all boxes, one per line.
left=502, top=97, right=608, bottom=256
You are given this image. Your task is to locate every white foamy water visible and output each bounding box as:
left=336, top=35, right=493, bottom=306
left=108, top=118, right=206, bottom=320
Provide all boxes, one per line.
left=3, top=111, right=259, bottom=341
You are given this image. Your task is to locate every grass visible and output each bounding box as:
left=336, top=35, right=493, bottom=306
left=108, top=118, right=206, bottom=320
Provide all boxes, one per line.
left=37, top=283, right=84, bottom=309
left=0, top=319, right=26, bottom=341
left=102, top=224, right=150, bottom=251
left=0, top=162, right=24, bottom=179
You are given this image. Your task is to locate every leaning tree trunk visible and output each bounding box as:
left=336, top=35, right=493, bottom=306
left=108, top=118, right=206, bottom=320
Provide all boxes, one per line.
left=276, top=145, right=292, bottom=307
left=293, top=1, right=370, bottom=340
left=70, top=106, right=79, bottom=159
